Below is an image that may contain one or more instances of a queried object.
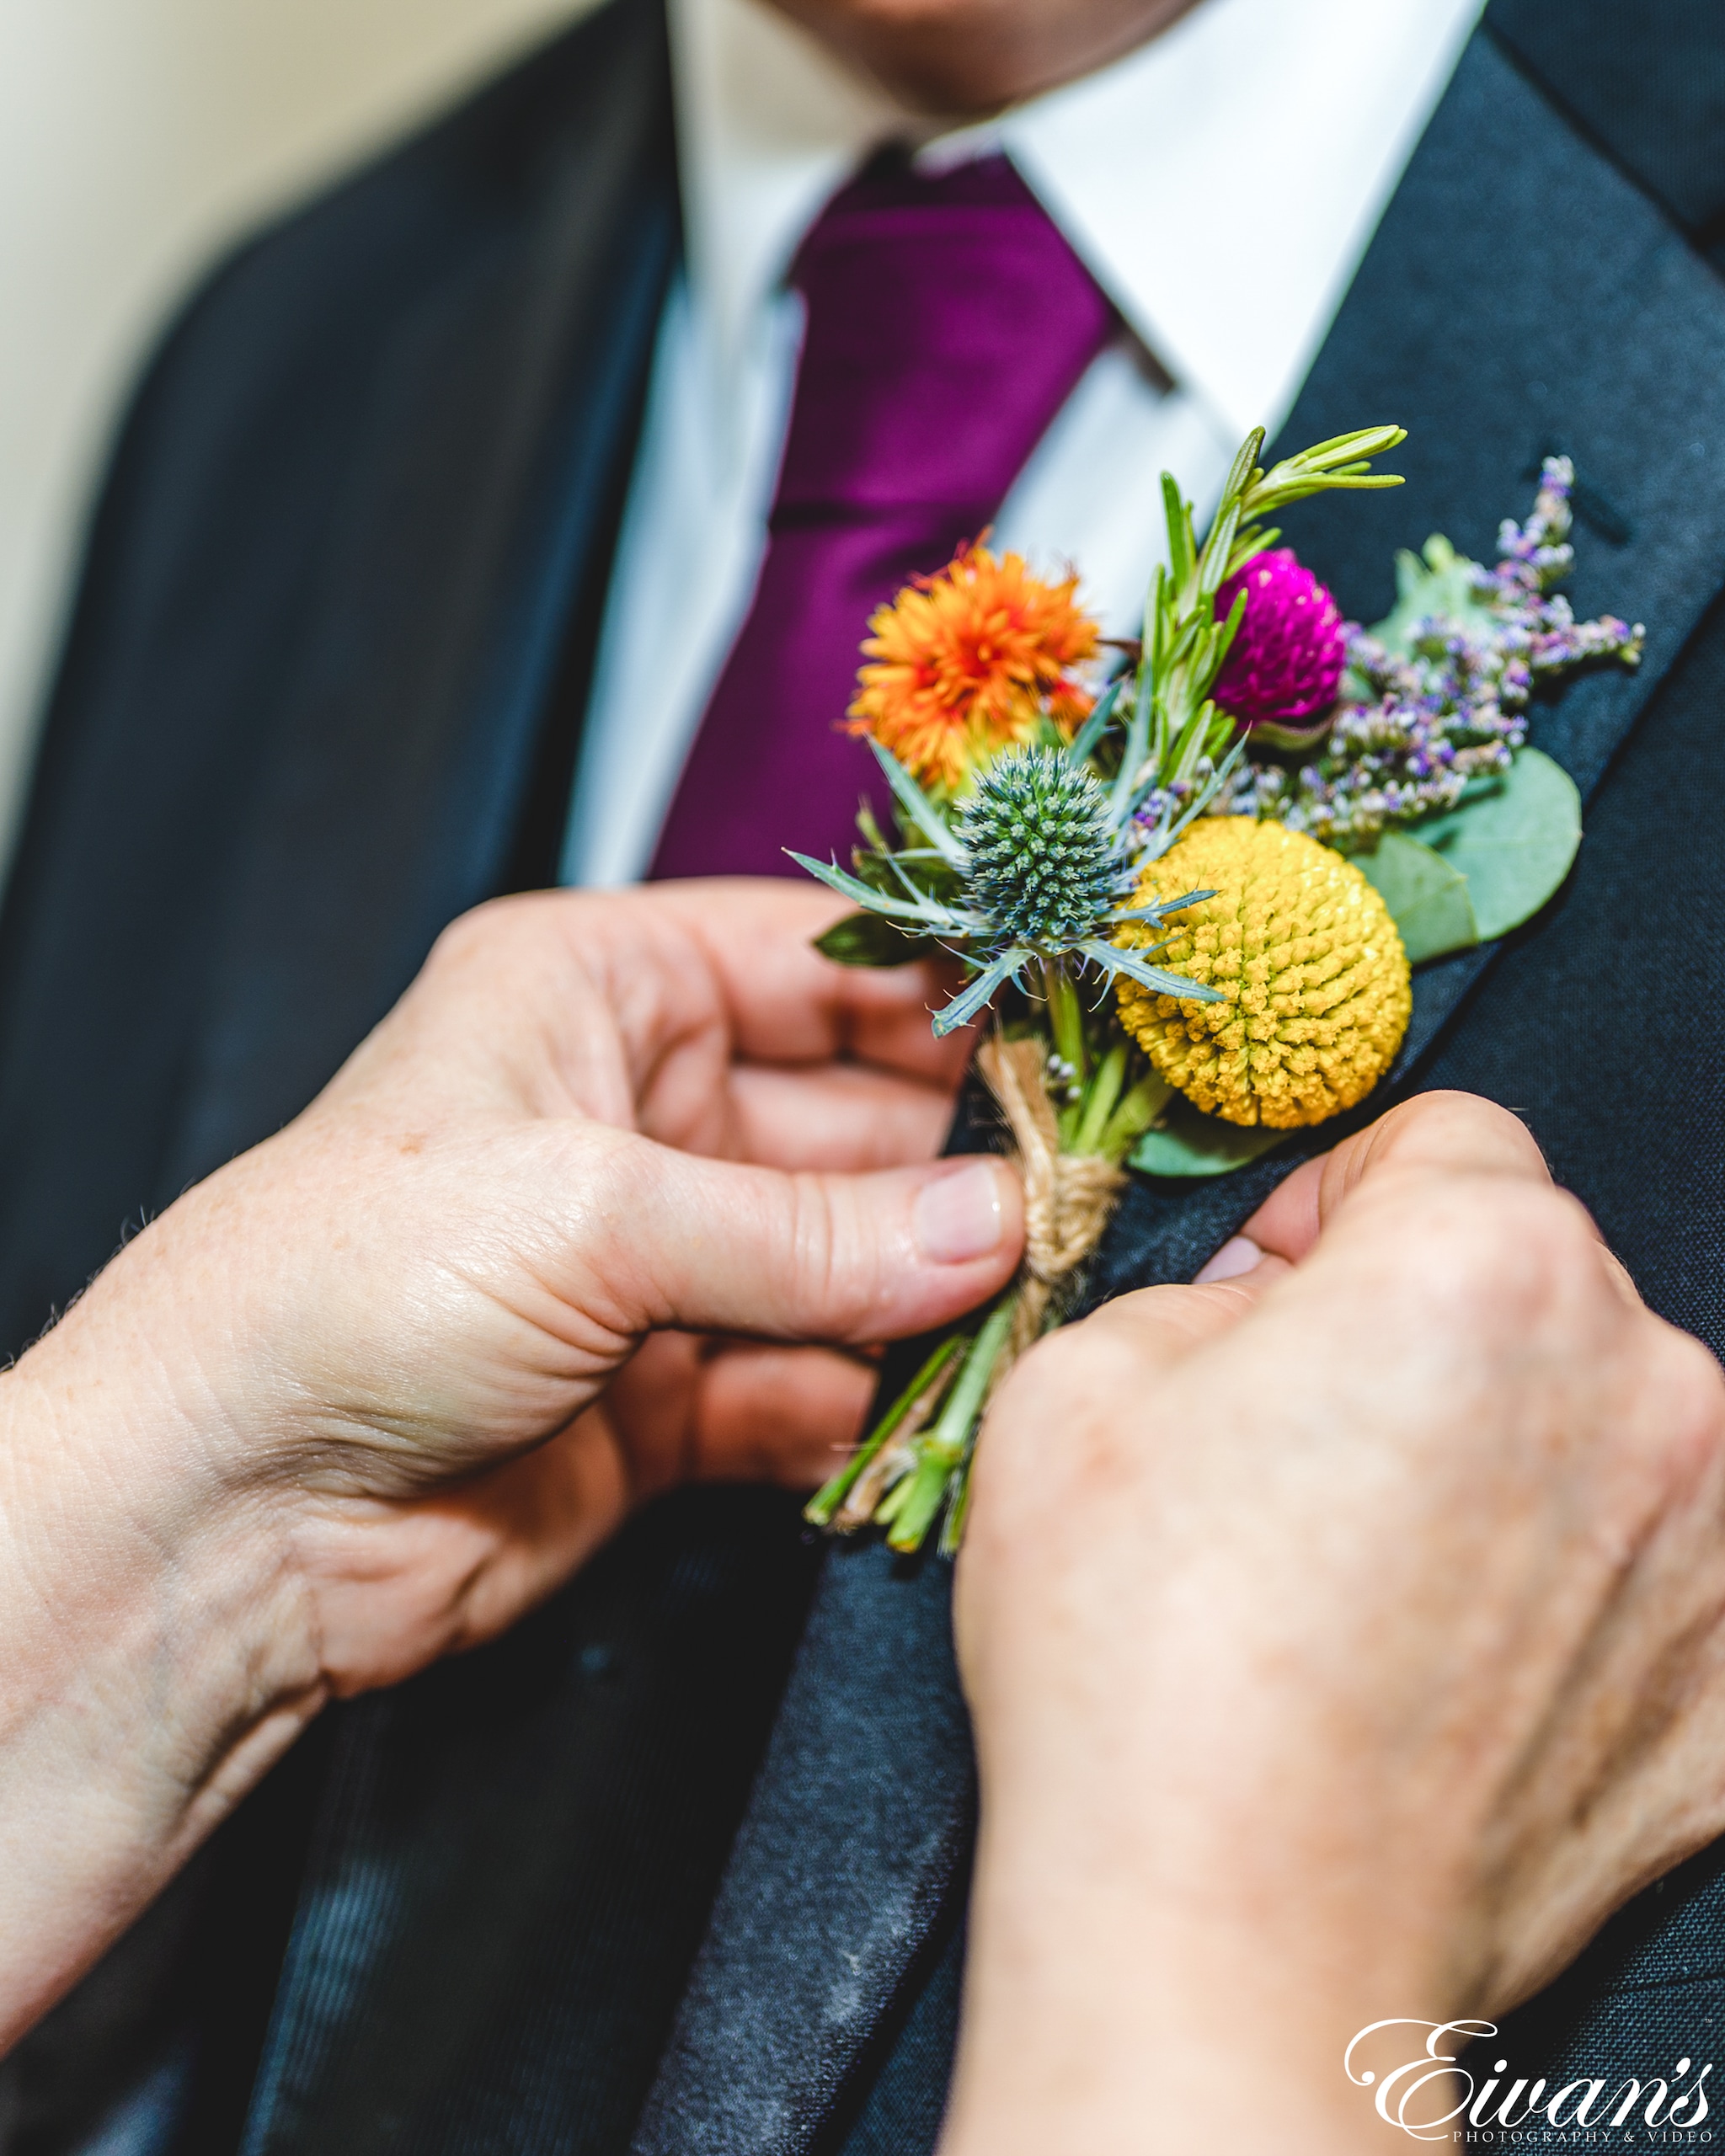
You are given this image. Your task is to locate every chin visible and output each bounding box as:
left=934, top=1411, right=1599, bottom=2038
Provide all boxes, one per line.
left=767, top=0, right=1196, bottom=115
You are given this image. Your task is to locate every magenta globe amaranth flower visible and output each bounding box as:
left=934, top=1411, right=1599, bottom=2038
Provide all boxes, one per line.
left=1211, top=547, right=1347, bottom=728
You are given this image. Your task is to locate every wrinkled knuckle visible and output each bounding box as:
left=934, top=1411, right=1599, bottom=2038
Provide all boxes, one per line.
left=985, top=1322, right=1140, bottom=1492
left=1646, top=1325, right=1725, bottom=1488
left=590, top=1130, right=679, bottom=1318
left=788, top=1172, right=866, bottom=1331
left=1377, top=1197, right=1498, bottom=1332
left=1398, top=1177, right=1597, bottom=1337
left=1507, top=1184, right=1603, bottom=1291
left=425, top=895, right=523, bottom=977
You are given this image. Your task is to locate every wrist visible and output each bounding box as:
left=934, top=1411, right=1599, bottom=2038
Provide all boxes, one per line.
left=0, top=1289, right=325, bottom=2046
left=941, top=1786, right=1446, bottom=2156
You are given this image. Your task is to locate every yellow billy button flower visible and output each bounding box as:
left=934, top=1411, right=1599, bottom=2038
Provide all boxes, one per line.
left=1114, top=817, right=1411, bottom=1129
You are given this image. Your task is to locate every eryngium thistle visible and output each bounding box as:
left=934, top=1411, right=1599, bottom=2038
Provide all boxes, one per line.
left=958, top=748, right=1119, bottom=944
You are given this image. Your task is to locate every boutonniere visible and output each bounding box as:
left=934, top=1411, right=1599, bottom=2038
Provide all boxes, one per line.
left=795, top=429, right=1642, bottom=1554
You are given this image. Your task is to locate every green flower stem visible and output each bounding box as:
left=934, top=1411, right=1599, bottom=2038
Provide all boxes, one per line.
left=1073, top=1043, right=1128, bottom=1155
left=938, top=1448, right=980, bottom=1558
left=804, top=1332, right=965, bottom=1528
left=880, top=1298, right=1017, bottom=1553
left=1044, top=966, right=1087, bottom=1084
left=1100, top=1070, right=1173, bottom=1162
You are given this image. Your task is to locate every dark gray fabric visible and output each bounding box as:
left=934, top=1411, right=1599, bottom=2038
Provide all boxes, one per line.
left=153, top=3, right=675, bottom=1194
left=238, top=1491, right=821, bottom=2156
left=1488, top=0, right=1725, bottom=253
left=65, top=2046, right=191, bottom=2156
left=829, top=1923, right=964, bottom=2156
left=631, top=1549, right=972, bottom=2155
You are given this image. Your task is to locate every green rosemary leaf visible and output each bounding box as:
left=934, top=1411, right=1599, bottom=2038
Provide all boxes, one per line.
left=1162, top=472, right=1194, bottom=589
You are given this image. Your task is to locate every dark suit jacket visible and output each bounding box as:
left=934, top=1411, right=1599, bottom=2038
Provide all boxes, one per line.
left=4, top=3, right=1725, bottom=2150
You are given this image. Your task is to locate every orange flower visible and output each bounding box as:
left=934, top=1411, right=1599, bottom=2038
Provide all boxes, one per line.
left=846, top=544, right=1099, bottom=789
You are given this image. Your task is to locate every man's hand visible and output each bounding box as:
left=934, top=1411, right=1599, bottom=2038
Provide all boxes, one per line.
left=0, top=880, right=1022, bottom=2044
left=943, top=1091, right=1725, bottom=2155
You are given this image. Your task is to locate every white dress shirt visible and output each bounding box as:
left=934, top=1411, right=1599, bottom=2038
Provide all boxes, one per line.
left=562, top=0, right=1485, bottom=888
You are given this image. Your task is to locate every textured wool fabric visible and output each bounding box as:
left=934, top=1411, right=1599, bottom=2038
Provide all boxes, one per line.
left=648, top=152, right=1114, bottom=880
left=1490, top=0, right=1725, bottom=258
left=238, top=1491, right=823, bottom=2156
left=631, top=1545, right=974, bottom=2155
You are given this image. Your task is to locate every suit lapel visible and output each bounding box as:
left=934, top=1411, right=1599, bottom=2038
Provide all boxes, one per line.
left=632, top=1547, right=973, bottom=2156
left=636, top=28, right=1725, bottom=2153
left=159, top=0, right=676, bottom=1193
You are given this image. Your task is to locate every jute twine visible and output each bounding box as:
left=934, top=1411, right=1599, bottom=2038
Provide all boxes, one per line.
left=832, top=1035, right=1124, bottom=1530
left=976, top=1034, right=1125, bottom=1367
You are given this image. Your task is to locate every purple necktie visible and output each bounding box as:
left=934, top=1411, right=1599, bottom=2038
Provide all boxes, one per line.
left=649, top=152, right=1115, bottom=880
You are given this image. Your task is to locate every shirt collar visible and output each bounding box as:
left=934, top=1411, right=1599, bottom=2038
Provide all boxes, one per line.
left=670, top=0, right=1487, bottom=442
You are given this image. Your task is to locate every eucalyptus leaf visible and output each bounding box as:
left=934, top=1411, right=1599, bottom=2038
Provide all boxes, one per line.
left=1130, top=1097, right=1290, bottom=1178
left=1411, top=747, right=1582, bottom=940
left=814, top=911, right=934, bottom=968
left=1370, top=533, right=1498, bottom=655
left=1355, top=830, right=1480, bottom=963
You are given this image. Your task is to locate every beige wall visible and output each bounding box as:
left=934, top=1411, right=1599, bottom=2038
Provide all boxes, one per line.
left=0, top=0, right=590, bottom=868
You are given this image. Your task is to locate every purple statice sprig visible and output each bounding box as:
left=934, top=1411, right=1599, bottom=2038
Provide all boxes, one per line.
left=1219, top=459, right=1643, bottom=850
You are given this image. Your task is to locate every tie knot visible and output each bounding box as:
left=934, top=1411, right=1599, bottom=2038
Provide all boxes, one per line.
left=794, top=146, right=1054, bottom=262
left=780, top=149, right=1115, bottom=514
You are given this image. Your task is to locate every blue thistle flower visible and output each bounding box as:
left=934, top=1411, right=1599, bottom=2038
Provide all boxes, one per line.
left=790, top=684, right=1236, bottom=1036
left=958, top=751, right=1119, bottom=945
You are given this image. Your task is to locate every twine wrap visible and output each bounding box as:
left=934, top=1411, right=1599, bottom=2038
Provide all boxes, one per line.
left=977, top=1035, right=1125, bottom=1363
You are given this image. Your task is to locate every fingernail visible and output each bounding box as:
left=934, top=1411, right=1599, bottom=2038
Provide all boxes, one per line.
left=914, top=1161, right=1007, bottom=1265
left=1194, top=1234, right=1264, bottom=1285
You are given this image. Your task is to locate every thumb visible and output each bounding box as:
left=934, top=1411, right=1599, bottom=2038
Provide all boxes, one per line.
left=1208, top=1089, right=1552, bottom=1275
left=1066, top=1269, right=1274, bottom=1380
left=606, top=1138, right=1025, bottom=1345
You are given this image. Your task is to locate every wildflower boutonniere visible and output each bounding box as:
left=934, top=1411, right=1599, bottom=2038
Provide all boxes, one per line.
left=795, top=429, right=1642, bottom=1555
